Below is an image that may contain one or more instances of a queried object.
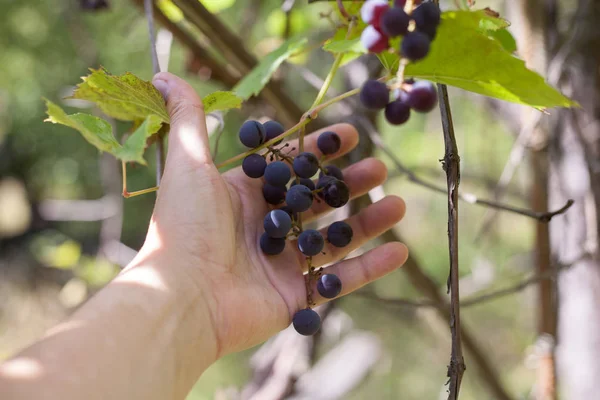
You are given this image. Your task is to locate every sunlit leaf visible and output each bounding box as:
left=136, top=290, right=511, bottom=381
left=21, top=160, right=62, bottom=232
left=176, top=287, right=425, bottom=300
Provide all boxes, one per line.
left=115, top=115, right=162, bottom=164
left=200, top=0, right=235, bottom=13
left=70, top=68, right=169, bottom=123
left=234, top=36, right=308, bottom=100
left=202, top=91, right=243, bottom=113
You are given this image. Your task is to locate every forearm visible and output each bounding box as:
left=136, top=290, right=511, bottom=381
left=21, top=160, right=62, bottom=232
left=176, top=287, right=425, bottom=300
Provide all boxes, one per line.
left=0, top=254, right=218, bottom=400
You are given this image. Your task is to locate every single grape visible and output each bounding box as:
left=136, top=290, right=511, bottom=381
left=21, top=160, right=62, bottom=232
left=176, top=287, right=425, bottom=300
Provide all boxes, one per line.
left=317, top=131, right=341, bottom=155
left=408, top=81, right=438, bottom=112
left=360, top=25, right=390, bottom=54
left=264, top=161, right=291, bottom=187
left=298, top=229, right=325, bottom=256
left=360, top=80, right=389, bottom=110
left=327, top=221, right=353, bottom=247
left=260, top=232, right=286, bottom=255
left=412, top=3, right=441, bottom=33
left=286, top=184, right=314, bottom=213
left=360, top=0, right=389, bottom=28
left=262, top=184, right=286, bottom=205
left=293, top=152, right=320, bottom=178
left=401, top=32, right=431, bottom=61
left=385, top=100, right=411, bottom=125
left=264, top=120, right=285, bottom=144
left=292, top=308, right=321, bottom=336
left=317, top=274, right=343, bottom=299
left=319, top=165, right=344, bottom=181
left=316, top=175, right=336, bottom=198
left=291, top=178, right=315, bottom=191
left=381, top=8, right=410, bottom=37
left=242, top=154, right=267, bottom=178
left=263, top=209, right=292, bottom=239
left=321, top=179, right=350, bottom=208
left=239, top=120, right=266, bottom=148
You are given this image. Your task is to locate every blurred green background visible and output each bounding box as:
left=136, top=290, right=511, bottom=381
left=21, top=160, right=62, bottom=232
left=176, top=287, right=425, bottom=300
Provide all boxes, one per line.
left=0, top=0, right=544, bottom=399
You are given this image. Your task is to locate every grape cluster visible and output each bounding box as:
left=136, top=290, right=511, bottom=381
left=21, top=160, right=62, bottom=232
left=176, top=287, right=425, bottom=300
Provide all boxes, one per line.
left=239, top=121, right=355, bottom=336
left=360, top=0, right=441, bottom=60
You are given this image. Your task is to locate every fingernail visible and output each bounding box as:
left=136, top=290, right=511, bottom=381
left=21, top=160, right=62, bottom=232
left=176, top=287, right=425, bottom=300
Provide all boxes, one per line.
left=153, top=79, right=170, bottom=101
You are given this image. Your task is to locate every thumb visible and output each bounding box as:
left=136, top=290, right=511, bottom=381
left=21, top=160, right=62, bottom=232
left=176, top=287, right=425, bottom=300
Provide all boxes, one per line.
left=152, top=72, right=212, bottom=169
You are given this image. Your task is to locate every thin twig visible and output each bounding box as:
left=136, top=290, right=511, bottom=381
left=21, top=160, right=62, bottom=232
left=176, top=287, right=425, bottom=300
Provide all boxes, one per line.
left=438, top=82, right=466, bottom=400
left=144, top=0, right=165, bottom=185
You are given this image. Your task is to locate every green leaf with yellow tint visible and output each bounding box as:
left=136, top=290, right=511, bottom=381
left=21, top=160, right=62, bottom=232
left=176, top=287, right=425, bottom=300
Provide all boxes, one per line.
left=115, top=115, right=163, bottom=164
left=202, top=91, right=243, bottom=113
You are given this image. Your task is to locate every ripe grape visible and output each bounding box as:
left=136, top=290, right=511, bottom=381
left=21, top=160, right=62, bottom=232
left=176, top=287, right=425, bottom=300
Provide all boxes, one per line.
left=319, top=165, right=344, bottom=181
left=360, top=0, right=389, bottom=28
left=260, top=233, right=286, bottom=255
left=239, top=120, right=266, bottom=148
left=381, top=8, right=410, bottom=37
left=291, top=178, right=315, bottom=191
left=264, top=120, right=285, bottom=144
left=385, top=100, right=411, bottom=125
left=327, top=221, right=353, bottom=248
left=262, top=183, right=286, bottom=205
left=292, top=308, right=321, bottom=336
left=359, top=80, right=389, bottom=110
left=286, top=184, right=314, bottom=213
left=316, top=175, right=336, bottom=197
left=293, top=152, right=319, bottom=178
left=412, top=3, right=441, bottom=34
left=317, top=274, right=342, bottom=299
left=408, top=81, right=438, bottom=112
left=298, top=229, right=324, bottom=256
left=317, top=131, right=341, bottom=155
left=360, top=25, right=390, bottom=54
left=264, top=161, right=291, bottom=187
left=242, top=154, right=267, bottom=178
left=263, top=209, right=292, bottom=238
left=320, top=179, right=350, bottom=208
left=401, top=32, right=431, bottom=61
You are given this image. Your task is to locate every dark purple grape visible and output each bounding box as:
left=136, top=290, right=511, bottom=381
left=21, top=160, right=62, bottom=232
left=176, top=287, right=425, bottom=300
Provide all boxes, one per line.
left=298, top=229, right=324, bottom=256
left=291, top=178, right=315, bottom=191
left=327, top=221, right=353, bottom=247
left=293, top=152, right=320, bottom=178
left=412, top=3, right=441, bottom=33
left=319, top=165, right=344, bottom=181
left=263, top=184, right=286, bottom=205
left=264, top=120, right=285, bottom=144
left=264, top=161, right=291, bottom=187
left=381, top=8, right=410, bottom=37
left=292, top=308, right=321, bottom=336
left=316, top=175, right=337, bottom=198
left=242, top=154, right=267, bottom=178
left=385, top=100, right=411, bottom=125
left=321, top=179, right=350, bottom=208
left=360, top=25, right=390, bottom=54
left=239, top=120, right=266, bottom=148
left=260, top=233, right=286, bottom=255
left=317, top=274, right=342, bottom=299
left=286, top=184, right=314, bottom=213
left=394, top=0, right=422, bottom=7
left=263, top=210, right=292, bottom=238
left=408, top=81, right=438, bottom=112
left=317, top=131, right=341, bottom=155
left=401, top=32, right=431, bottom=61
left=359, top=80, right=389, bottom=110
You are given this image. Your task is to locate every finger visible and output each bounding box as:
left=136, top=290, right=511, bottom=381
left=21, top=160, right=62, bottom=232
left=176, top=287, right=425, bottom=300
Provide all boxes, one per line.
left=152, top=72, right=212, bottom=170
left=301, top=158, right=388, bottom=223
left=295, top=196, right=406, bottom=270
left=265, top=123, right=359, bottom=165
left=311, top=242, right=409, bottom=306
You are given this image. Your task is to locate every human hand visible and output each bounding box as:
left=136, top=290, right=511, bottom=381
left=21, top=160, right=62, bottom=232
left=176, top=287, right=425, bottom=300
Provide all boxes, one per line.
left=135, top=72, right=408, bottom=359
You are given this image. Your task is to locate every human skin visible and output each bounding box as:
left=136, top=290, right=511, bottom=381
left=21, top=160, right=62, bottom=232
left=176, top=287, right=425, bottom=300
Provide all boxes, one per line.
left=0, top=73, right=408, bottom=400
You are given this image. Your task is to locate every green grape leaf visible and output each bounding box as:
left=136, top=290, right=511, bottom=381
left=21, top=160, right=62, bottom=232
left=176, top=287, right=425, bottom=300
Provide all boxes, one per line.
left=377, top=51, right=400, bottom=73
left=115, top=115, right=163, bottom=164
left=44, top=99, right=121, bottom=153
left=404, top=10, right=575, bottom=108
left=323, top=37, right=364, bottom=54
left=70, top=68, right=169, bottom=123
left=489, top=28, right=517, bottom=52
left=202, top=91, right=243, bottom=113
left=234, top=36, right=308, bottom=100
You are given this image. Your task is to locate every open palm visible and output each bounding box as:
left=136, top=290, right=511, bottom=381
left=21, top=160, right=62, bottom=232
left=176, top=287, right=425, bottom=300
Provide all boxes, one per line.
left=145, top=73, right=408, bottom=357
